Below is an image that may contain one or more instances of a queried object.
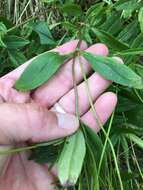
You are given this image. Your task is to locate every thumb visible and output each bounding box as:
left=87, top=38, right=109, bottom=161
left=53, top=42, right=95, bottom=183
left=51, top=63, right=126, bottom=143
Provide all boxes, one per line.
left=0, top=103, right=79, bottom=144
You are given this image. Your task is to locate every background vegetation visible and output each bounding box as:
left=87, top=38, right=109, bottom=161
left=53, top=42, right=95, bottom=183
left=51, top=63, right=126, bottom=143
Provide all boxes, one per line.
left=0, top=0, right=143, bottom=189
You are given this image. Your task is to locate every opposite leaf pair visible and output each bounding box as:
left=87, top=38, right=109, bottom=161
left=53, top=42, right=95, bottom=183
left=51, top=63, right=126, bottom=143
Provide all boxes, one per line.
left=14, top=50, right=143, bottom=91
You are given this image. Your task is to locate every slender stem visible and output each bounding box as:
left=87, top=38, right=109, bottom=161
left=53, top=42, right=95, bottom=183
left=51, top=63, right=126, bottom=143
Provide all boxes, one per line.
left=7, top=16, right=36, bottom=33
left=72, top=39, right=83, bottom=119
left=78, top=56, right=124, bottom=190
left=0, top=139, right=63, bottom=155
left=72, top=55, right=80, bottom=119
left=97, top=112, right=115, bottom=176
left=78, top=56, right=102, bottom=127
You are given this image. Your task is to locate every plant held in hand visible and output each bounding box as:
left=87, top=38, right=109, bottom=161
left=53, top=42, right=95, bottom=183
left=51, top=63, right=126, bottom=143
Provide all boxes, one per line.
left=13, top=43, right=143, bottom=187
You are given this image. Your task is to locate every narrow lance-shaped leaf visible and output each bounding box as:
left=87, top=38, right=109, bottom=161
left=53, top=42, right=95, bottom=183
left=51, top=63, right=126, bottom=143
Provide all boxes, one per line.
left=81, top=51, right=143, bottom=89
left=115, top=48, right=143, bottom=56
left=91, top=28, right=129, bottom=51
left=33, top=21, right=55, bottom=45
left=14, top=52, right=68, bottom=91
left=138, top=7, right=143, bottom=33
left=3, top=35, right=29, bottom=49
left=82, top=123, right=107, bottom=177
left=61, top=3, right=83, bottom=17
left=0, top=22, right=7, bottom=35
left=126, top=134, right=143, bottom=149
left=58, top=130, right=86, bottom=187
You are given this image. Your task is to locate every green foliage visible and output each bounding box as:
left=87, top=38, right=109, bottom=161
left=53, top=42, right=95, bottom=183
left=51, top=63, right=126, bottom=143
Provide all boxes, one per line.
left=92, top=28, right=129, bottom=51
left=58, top=130, right=86, bottom=187
left=14, top=52, right=68, bottom=91
left=29, top=143, right=61, bottom=164
left=60, top=3, right=83, bottom=17
left=82, top=51, right=143, bottom=89
left=138, top=7, right=143, bottom=33
left=33, top=21, right=55, bottom=45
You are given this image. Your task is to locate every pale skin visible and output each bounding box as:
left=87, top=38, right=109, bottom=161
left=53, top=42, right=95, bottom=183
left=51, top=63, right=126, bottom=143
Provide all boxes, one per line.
left=0, top=40, right=118, bottom=190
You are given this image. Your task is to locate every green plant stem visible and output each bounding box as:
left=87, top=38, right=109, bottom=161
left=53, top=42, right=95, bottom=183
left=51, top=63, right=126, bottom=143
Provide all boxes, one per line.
left=78, top=56, right=124, bottom=190
left=97, top=112, right=115, bottom=175
left=72, top=54, right=80, bottom=119
left=0, top=139, right=63, bottom=155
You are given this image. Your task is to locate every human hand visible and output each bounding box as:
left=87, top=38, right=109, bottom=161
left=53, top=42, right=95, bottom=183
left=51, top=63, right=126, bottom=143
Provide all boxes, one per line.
left=0, top=40, right=117, bottom=189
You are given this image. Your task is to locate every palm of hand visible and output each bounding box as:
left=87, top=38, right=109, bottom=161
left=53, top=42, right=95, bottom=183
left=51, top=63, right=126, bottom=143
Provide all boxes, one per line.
left=0, top=41, right=117, bottom=190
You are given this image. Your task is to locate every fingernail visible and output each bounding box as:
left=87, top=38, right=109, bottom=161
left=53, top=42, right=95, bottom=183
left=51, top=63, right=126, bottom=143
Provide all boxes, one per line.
left=52, top=103, right=66, bottom=114
left=112, top=56, right=124, bottom=64
left=56, top=113, right=79, bottom=130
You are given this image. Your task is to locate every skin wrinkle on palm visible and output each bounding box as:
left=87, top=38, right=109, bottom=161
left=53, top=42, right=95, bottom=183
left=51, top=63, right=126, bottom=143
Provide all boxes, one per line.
left=0, top=40, right=118, bottom=190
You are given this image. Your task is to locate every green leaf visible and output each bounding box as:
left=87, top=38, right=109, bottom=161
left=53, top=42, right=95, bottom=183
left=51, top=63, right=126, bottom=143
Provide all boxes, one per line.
left=3, top=35, right=29, bottom=49
left=114, top=0, right=135, bottom=10
left=81, top=51, right=143, bottom=89
left=117, top=95, right=141, bottom=113
left=0, top=36, right=6, bottom=48
left=58, top=130, right=86, bottom=187
left=124, top=33, right=143, bottom=64
left=61, top=3, right=82, bottom=17
left=8, top=50, right=26, bottom=67
left=114, top=0, right=139, bottom=18
left=14, top=52, right=67, bottom=91
left=0, top=22, right=7, bottom=35
left=135, top=64, right=143, bottom=77
left=62, top=21, right=78, bottom=32
left=92, top=28, right=129, bottom=51
left=125, top=107, right=143, bottom=128
left=115, top=48, right=143, bottom=56
left=83, top=124, right=107, bottom=175
left=131, top=33, right=143, bottom=48
left=85, top=141, right=99, bottom=189
left=100, top=12, right=123, bottom=35
left=138, top=7, right=143, bottom=33
left=117, top=20, right=139, bottom=44
left=0, top=22, right=7, bottom=48
left=33, top=21, right=55, bottom=45
left=86, top=2, right=104, bottom=19
left=29, top=144, right=60, bottom=164
left=127, top=134, right=143, bottom=149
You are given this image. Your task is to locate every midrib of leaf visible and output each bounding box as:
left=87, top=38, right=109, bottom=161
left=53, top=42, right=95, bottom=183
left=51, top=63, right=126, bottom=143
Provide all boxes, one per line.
left=28, top=55, right=60, bottom=83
